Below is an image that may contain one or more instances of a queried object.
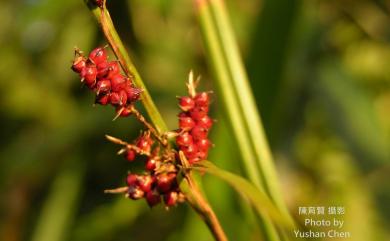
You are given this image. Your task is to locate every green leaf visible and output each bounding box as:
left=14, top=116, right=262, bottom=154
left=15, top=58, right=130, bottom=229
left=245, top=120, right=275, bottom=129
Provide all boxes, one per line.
left=193, top=161, right=294, bottom=229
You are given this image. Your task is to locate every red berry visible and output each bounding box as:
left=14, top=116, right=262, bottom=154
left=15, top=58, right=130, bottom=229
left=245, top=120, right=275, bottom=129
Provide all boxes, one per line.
left=164, top=191, right=178, bottom=207
left=176, top=132, right=193, bottom=146
left=179, top=96, right=195, bottom=111
left=125, top=86, right=142, bottom=102
left=182, top=143, right=198, bottom=159
left=96, top=61, right=109, bottom=78
left=125, top=149, right=136, bottom=162
left=190, top=107, right=208, bottom=120
left=117, top=106, right=132, bottom=117
left=126, top=174, right=138, bottom=186
left=145, top=157, right=159, bottom=171
left=110, top=75, right=127, bottom=92
left=138, top=175, right=154, bottom=192
left=81, top=65, right=97, bottom=88
left=127, top=186, right=144, bottom=200
left=197, top=116, right=213, bottom=129
left=197, top=149, right=208, bottom=160
left=196, top=138, right=211, bottom=151
left=191, top=126, right=208, bottom=139
left=89, top=47, right=107, bottom=65
left=110, top=90, right=127, bottom=106
left=188, top=157, right=200, bottom=164
left=136, top=134, right=153, bottom=153
left=106, top=61, right=121, bottom=79
left=194, top=92, right=210, bottom=107
left=156, top=173, right=176, bottom=193
left=179, top=116, right=196, bottom=131
left=95, top=94, right=110, bottom=105
left=95, top=79, right=111, bottom=94
left=145, top=190, right=161, bottom=207
left=71, top=56, right=86, bottom=73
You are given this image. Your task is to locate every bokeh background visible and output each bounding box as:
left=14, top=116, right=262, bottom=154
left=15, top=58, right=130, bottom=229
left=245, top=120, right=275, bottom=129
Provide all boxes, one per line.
left=1, top=0, right=389, bottom=241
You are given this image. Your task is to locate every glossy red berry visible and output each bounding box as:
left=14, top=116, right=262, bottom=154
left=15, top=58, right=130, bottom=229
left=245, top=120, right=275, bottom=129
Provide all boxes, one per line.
left=136, top=133, right=153, bottom=153
left=95, top=79, right=111, bottom=94
left=197, top=149, right=208, bottom=160
left=156, top=173, right=176, bottom=193
left=125, top=149, right=136, bottom=162
left=127, top=186, right=144, bottom=200
left=125, top=86, right=142, bottom=102
left=81, top=65, right=97, bottom=88
left=182, top=143, right=198, bottom=159
left=164, top=191, right=178, bottom=207
left=197, top=115, right=213, bottom=129
left=106, top=61, right=121, bottom=79
left=126, top=174, right=138, bottom=186
left=191, top=126, right=208, bottom=140
left=89, top=47, right=107, bottom=65
left=110, top=75, right=127, bottom=92
left=176, top=132, right=193, bottom=146
left=179, top=115, right=196, bottom=130
left=71, top=56, right=86, bottom=73
left=145, top=157, right=159, bottom=171
left=190, top=107, right=208, bottom=120
left=138, top=175, right=154, bottom=192
left=145, top=190, right=161, bottom=207
left=194, top=92, right=210, bottom=107
left=179, top=96, right=195, bottom=111
left=95, top=94, right=110, bottom=105
left=117, top=105, right=132, bottom=117
left=196, top=138, right=211, bottom=151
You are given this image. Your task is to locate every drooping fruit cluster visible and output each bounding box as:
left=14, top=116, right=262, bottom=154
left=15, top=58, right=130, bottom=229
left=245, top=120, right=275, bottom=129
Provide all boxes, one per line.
left=176, top=88, right=213, bottom=164
left=117, top=131, right=184, bottom=208
left=71, top=47, right=142, bottom=117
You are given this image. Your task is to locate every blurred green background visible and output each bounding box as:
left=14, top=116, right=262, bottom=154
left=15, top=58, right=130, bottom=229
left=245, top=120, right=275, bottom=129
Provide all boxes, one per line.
left=0, top=0, right=389, bottom=241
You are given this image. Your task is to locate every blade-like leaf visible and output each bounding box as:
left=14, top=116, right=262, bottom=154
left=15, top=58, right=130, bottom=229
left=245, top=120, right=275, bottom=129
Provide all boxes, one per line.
left=193, top=161, right=294, bottom=229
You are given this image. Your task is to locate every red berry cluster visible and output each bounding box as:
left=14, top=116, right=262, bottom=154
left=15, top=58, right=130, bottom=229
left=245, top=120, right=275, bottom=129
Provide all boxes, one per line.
left=71, top=47, right=142, bottom=117
left=122, top=131, right=184, bottom=208
left=176, top=91, right=213, bottom=164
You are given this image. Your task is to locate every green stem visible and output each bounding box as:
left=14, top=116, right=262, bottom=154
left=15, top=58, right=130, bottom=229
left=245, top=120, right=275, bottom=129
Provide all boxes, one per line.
left=84, top=0, right=167, bottom=134
left=194, top=0, right=293, bottom=240
left=82, top=1, right=228, bottom=240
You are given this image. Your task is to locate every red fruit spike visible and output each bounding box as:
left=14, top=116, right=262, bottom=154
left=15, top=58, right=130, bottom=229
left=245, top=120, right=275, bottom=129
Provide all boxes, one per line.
left=197, top=115, right=213, bottom=129
left=88, top=47, right=107, bottom=65
left=138, top=175, right=154, bottom=193
left=95, top=79, right=111, bottom=94
left=190, top=126, right=208, bottom=140
left=126, top=174, right=138, bottom=186
left=125, top=149, right=136, bottom=162
left=110, top=74, right=126, bottom=92
left=179, top=96, right=195, bottom=111
left=145, top=190, right=161, bottom=207
left=127, top=186, right=144, bottom=200
left=106, top=61, right=121, bottom=79
left=182, top=143, right=198, bottom=159
left=195, top=138, right=211, bottom=151
left=190, top=107, right=208, bottom=120
left=176, top=132, right=193, bottom=146
left=81, top=65, right=97, bottom=88
left=71, top=56, right=86, bottom=73
left=194, top=92, right=210, bottom=107
left=145, top=157, right=159, bottom=171
left=95, top=94, right=110, bottom=105
left=164, top=191, right=178, bottom=207
left=156, top=173, right=176, bottom=193
left=179, top=116, right=196, bottom=131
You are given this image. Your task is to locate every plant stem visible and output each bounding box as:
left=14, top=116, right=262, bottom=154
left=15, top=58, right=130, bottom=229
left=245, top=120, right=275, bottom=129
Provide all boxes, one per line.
left=82, top=1, right=228, bottom=240
left=84, top=0, right=168, bottom=134
left=194, top=0, right=293, bottom=240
